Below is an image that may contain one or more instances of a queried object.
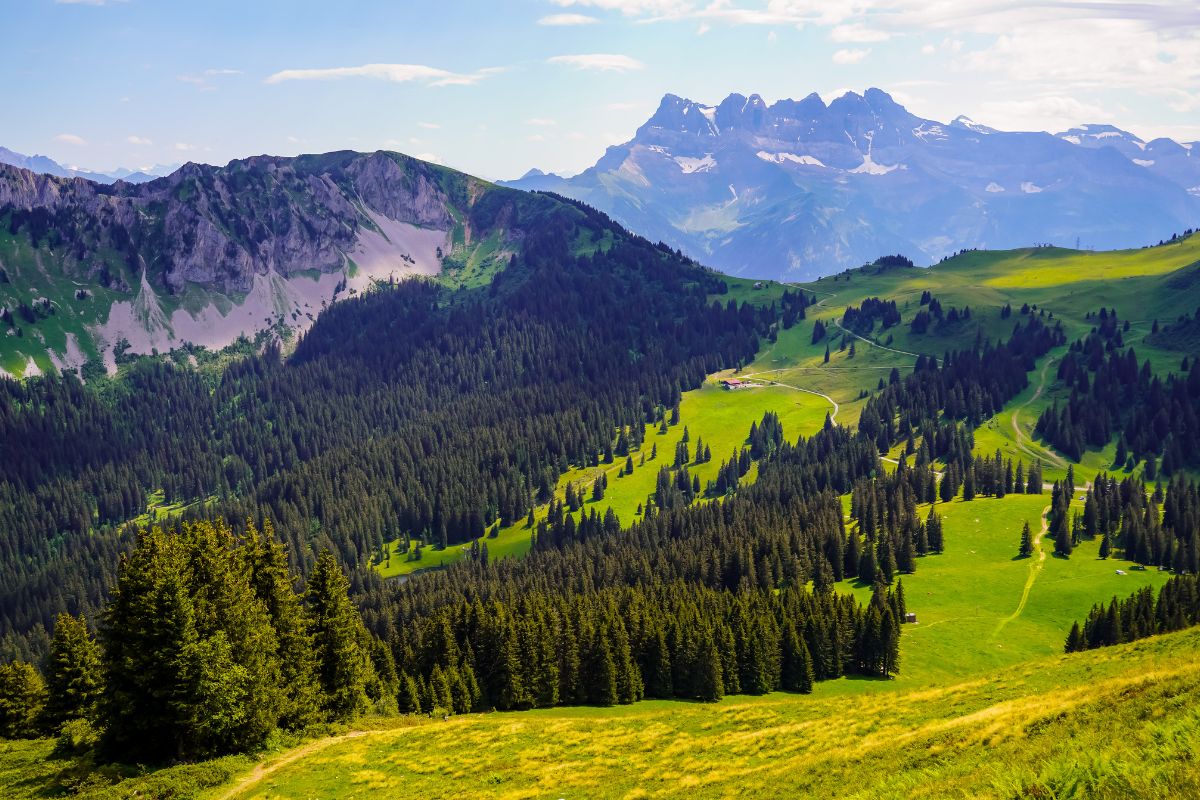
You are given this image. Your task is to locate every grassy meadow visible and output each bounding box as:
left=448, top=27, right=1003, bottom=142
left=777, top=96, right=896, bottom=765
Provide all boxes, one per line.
left=201, top=628, right=1200, bottom=800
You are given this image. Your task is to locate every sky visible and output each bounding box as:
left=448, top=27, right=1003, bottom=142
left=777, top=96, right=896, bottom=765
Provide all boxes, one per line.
left=4, top=0, right=1199, bottom=181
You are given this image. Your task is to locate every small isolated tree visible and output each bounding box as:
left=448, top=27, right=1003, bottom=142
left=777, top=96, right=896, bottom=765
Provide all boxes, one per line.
left=1018, top=522, right=1034, bottom=558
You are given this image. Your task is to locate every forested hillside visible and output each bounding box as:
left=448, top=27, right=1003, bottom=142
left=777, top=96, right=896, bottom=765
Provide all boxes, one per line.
left=0, top=189, right=767, bottom=660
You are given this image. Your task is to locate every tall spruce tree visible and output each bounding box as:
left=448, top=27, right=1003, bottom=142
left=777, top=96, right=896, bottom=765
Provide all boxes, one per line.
left=245, top=521, right=321, bottom=729
left=43, top=613, right=103, bottom=729
left=307, top=550, right=372, bottom=722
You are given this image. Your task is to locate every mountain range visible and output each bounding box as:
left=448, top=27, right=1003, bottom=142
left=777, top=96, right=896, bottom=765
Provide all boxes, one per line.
left=0, top=146, right=177, bottom=185
left=504, top=89, right=1200, bottom=279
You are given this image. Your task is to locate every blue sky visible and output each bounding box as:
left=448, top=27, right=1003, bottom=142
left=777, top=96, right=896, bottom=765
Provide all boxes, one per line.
left=5, top=0, right=1199, bottom=180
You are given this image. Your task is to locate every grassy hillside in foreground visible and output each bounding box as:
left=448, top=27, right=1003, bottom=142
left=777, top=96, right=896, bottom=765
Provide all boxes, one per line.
left=185, top=627, right=1200, bottom=800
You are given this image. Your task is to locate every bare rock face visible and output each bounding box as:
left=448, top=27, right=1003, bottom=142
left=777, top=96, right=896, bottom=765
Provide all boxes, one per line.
left=0, top=150, right=477, bottom=295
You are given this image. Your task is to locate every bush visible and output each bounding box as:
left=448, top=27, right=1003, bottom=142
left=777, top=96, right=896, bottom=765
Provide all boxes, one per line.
left=55, top=718, right=100, bottom=756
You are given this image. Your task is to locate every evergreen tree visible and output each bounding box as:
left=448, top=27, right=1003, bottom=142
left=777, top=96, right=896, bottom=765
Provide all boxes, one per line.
left=42, top=613, right=102, bottom=729
left=245, top=521, right=321, bottom=729
left=1018, top=522, right=1034, bottom=558
left=307, top=550, right=371, bottom=722
left=0, top=661, right=46, bottom=739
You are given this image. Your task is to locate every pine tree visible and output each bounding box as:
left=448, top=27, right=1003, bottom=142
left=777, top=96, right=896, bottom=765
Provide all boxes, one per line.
left=42, top=613, right=102, bottom=730
left=1055, top=519, right=1073, bottom=557
left=1018, top=521, right=1034, bottom=558
left=307, top=550, right=371, bottom=722
left=399, top=672, right=422, bottom=713
left=0, top=661, right=46, bottom=739
left=246, top=521, right=321, bottom=729
left=696, top=635, right=724, bottom=701
left=100, top=526, right=202, bottom=761
left=1064, top=621, right=1083, bottom=653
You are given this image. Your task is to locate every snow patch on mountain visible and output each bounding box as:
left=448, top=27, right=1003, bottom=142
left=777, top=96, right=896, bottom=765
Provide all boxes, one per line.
left=674, top=154, right=716, bottom=174
left=850, top=154, right=900, bottom=175
left=756, top=151, right=827, bottom=167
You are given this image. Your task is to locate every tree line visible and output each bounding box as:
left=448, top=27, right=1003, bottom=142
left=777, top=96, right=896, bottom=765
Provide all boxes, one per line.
left=1036, top=309, right=1200, bottom=472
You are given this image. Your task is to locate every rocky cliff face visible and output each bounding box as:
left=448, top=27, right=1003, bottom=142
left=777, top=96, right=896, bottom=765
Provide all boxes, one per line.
left=0, top=150, right=479, bottom=294
left=0, top=151, right=527, bottom=375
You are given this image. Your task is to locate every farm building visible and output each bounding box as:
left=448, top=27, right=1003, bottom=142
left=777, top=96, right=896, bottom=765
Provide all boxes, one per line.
left=721, top=378, right=744, bottom=390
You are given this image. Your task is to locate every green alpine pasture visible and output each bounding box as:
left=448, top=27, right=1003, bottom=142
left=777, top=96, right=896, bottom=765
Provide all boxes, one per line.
left=201, top=628, right=1200, bottom=800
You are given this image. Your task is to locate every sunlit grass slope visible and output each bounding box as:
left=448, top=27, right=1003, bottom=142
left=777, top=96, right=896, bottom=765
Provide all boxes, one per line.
left=211, top=627, right=1200, bottom=800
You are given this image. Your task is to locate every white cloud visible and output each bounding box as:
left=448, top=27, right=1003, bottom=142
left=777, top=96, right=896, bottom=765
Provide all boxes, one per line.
left=832, top=48, right=870, bottom=64
left=419, top=122, right=441, bottom=129
left=414, top=152, right=444, bottom=164
left=921, top=43, right=935, bottom=55
left=696, top=22, right=710, bottom=34
left=547, top=53, right=644, bottom=72
left=265, top=63, right=503, bottom=87
left=538, top=13, right=599, bottom=25
left=54, top=133, right=87, bottom=146
left=174, top=142, right=197, bottom=151
left=830, top=23, right=891, bottom=43
left=528, top=134, right=547, bottom=142
left=974, top=95, right=1113, bottom=134
left=527, top=117, right=558, bottom=126
left=126, top=135, right=152, bottom=145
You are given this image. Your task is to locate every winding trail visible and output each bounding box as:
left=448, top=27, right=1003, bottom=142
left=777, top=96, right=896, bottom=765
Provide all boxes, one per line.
left=1010, top=356, right=1068, bottom=469
left=736, top=369, right=840, bottom=423
left=807, top=288, right=943, bottom=365
left=993, top=504, right=1051, bottom=638
left=217, top=731, right=368, bottom=800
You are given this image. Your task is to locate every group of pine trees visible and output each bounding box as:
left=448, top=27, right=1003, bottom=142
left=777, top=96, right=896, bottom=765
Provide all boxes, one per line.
left=1036, top=309, right=1200, bottom=471
left=1065, top=573, right=1200, bottom=652
left=1071, top=474, right=1200, bottom=573
left=0, top=521, right=379, bottom=763
left=841, top=297, right=901, bottom=335
left=857, top=316, right=1065, bottom=450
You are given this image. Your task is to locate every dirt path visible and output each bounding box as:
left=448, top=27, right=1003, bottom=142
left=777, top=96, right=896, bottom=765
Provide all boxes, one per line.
left=993, top=504, right=1051, bottom=638
left=216, top=731, right=368, bottom=800
left=807, top=289, right=942, bottom=366
left=1010, top=356, right=1067, bottom=469
left=736, top=369, right=840, bottom=423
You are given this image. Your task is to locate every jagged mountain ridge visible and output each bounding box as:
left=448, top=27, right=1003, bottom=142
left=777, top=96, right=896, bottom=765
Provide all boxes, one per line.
left=0, top=151, right=537, bottom=375
left=504, top=89, right=1200, bottom=279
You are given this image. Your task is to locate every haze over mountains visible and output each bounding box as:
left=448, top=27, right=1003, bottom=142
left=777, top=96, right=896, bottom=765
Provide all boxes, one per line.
left=505, top=89, right=1200, bottom=279
left=0, top=146, right=177, bottom=185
